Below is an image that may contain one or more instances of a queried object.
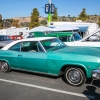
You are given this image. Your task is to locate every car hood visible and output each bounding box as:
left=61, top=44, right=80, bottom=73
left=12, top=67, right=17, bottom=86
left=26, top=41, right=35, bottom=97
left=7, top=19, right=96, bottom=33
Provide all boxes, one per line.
left=56, top=46, right=100, bottom=57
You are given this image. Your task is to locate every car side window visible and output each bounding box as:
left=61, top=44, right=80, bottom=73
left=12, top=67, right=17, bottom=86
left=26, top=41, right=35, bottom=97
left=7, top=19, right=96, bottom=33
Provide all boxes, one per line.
left=9, top=41, right=44, bottom=52
left=0, top=36, right=4, bottom=41
left=37, top=42, right=44, bottom=52
left=59, top=36, right=71, bottom=42
left=21, top=41, right=44, bottom=52
left=9, top=43, right=21, bottom=51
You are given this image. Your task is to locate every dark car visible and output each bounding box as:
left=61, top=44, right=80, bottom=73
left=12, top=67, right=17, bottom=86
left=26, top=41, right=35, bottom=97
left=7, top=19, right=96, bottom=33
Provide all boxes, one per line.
left=0, top=35, right=13, bottom=48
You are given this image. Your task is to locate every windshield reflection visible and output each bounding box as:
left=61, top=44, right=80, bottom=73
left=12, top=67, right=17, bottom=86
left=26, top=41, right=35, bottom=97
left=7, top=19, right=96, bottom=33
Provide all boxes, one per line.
left=73, top=33, right=82, bottom=41
left=40, top=38, right=66, bottom=51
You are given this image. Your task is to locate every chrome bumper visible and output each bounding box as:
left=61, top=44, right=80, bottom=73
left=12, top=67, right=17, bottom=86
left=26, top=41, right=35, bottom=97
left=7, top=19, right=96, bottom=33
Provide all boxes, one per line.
left=92, top=70, right=100, bottom=79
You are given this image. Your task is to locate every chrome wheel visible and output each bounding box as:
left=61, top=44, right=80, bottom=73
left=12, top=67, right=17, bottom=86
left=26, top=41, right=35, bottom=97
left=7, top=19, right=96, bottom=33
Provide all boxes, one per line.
left=64, top=67, right=86, bottom=86
left=1, top=62, right=10, bottom=72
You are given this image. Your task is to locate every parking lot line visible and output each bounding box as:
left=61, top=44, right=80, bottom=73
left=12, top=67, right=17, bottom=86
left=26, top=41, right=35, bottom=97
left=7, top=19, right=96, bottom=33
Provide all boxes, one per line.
left=0, top=78, right=95, bottom=99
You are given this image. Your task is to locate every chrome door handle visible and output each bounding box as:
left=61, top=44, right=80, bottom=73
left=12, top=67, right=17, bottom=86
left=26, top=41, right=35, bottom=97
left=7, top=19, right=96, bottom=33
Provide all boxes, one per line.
left=18, top=54, right=22, bottom=56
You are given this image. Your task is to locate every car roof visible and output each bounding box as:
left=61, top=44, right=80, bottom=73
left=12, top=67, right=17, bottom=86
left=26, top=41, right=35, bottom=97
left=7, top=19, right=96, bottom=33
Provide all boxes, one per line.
left=46, top=32, right=75, bottom=36
left=19, top=37, right=56, bottom=41
left=2, top=37, right=56, bottom=50
left=0, top=35, right=8, bottom=36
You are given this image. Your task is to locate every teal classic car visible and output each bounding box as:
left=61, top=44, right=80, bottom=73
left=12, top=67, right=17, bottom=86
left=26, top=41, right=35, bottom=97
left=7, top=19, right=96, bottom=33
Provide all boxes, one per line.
left=46, top=32, right=82, bottom=41
left=32, top=31, right=82, bottom=42
left=0, top=37, right=100, bottom=86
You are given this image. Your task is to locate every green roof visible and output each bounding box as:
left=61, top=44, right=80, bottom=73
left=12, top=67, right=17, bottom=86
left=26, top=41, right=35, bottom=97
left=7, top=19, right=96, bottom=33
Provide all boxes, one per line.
left=32, top=31, right=45, bottom=37
left=46, top=32, right=73, bottom=37
left=32, top=31, right=74, bottom=37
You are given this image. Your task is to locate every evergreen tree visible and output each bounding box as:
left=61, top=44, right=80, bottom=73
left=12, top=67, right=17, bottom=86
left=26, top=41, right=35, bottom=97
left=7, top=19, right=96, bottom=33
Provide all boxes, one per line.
left=29, top=8, right=40, bottom=29
left=0, top=14, right=3, bottom=29
left=52, top=8, right=58, bottom=21
left=40, top=20, right=47, bottom=26
left=12, top=19, right=20, bottom=28
left=75, top=8, right=88, bottom=21
left=20, top=22, right=29, bottom=27
left=3, top=19, right=13, bottom=28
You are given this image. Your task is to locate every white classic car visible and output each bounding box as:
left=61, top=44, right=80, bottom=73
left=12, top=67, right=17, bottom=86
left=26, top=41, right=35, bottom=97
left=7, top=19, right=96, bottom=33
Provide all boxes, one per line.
left=67, top=28, right=100, bottom=47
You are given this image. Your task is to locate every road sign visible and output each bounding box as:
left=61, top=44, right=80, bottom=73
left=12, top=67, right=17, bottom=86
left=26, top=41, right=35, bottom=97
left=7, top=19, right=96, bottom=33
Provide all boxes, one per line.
left=51, top=4, right=55, bottom=14
left=45, top=3, right=55, bottom=14
left=45, top=4, right=50, bottom=14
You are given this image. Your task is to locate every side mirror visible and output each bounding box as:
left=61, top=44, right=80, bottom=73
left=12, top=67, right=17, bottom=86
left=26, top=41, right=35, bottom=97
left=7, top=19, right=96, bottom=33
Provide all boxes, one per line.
left=88, top=36, right=100, bottom=41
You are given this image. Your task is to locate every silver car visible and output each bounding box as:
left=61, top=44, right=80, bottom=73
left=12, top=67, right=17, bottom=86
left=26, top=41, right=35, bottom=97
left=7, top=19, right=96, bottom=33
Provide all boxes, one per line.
left=0, top=35, right=13, bottom=48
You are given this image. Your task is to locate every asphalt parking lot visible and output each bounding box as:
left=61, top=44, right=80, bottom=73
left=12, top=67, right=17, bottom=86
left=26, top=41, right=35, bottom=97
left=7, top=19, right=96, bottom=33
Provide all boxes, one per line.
left=0, top=69, right=100, bottom=100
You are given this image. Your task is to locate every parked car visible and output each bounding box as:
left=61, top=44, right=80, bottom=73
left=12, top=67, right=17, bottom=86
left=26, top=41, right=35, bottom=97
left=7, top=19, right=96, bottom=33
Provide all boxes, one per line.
left=46, top=32, right=83, bottom=46
left=0, top=35, right=13, bottom=48
left=33, top=29, right=100, bottom=47
left=0, top=37, right=100, bottom=86
left=9, top=35, right=23, bottom=40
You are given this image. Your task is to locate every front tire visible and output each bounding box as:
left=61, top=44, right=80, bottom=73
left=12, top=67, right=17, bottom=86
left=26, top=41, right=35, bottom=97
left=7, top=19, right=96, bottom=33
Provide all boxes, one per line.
left=1, top=61, right=11, bottom=72
left=64, top=67, right=86, bottom=86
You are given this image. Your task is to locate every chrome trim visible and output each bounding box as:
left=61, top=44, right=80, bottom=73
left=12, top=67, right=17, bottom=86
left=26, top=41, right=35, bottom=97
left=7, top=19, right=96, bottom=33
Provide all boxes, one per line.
left=92, top=70, right=100, bottom=79
left=38, top=41, right=46, bottom=52
left=11, top=68, right=58, bottom=77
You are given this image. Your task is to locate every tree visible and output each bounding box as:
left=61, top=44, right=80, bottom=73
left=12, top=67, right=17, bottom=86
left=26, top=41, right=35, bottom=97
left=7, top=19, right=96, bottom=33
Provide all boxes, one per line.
left=40, top=20, right=47, bottom=26
left=0, top=14, right=3, bottom=29
left=20, top=22, right=29, bottom=27
left=98, top=17, right=100, bottom=27
left=12, top=19, right=20, bottom=27
left=62, top=16, right=66, bottom=21
left=3, top=19, right=13, bottom=28
left=29, top=8, right=40, bottom=29
left=75, top=8, right=88, bottom=21
left=52, top=8, right=58, bottom=21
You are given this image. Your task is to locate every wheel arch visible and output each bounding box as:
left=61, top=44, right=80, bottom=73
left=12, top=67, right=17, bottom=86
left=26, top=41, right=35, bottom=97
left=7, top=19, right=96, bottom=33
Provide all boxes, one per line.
left=60, top=64, right=87, bottom=77
left=0, top=59, right=10, bottom=67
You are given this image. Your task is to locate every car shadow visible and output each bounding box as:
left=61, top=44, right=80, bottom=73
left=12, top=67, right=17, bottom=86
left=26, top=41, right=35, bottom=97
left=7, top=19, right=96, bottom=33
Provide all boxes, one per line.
left=12, top=69, right=61, bottom=79
left=92, top=80, right=100, bottom=88
left=83, top=86, right=100, bottom=100
left=86, top=79, right=100, bottom=88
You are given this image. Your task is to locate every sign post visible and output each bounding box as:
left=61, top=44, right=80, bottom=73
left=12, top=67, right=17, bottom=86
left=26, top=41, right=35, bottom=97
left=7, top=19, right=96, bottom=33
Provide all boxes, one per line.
left=45, top=0, right=55, bottom=23
left=48, top=0, right=51, bottom=23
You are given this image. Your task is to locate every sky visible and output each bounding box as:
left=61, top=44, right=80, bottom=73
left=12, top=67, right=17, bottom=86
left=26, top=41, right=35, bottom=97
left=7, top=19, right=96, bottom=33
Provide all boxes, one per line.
left=0, top=0, right=100, bottom=19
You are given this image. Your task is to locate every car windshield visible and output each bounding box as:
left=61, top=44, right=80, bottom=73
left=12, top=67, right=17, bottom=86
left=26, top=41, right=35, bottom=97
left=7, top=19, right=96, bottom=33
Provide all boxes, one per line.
left=73, top=33, right=82, bottom=41
left=40, top=38, right=66, bottom=51
left=0, top=36, right=11, bottom=41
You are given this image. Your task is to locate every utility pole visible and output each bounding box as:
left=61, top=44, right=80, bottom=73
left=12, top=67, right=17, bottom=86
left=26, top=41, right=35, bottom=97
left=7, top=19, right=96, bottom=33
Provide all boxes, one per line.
left=48, top=0, right=51, bottom=22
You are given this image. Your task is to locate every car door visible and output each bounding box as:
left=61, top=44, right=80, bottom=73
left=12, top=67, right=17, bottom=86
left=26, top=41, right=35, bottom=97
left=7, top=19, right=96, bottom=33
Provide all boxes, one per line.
left=8, top=43, right=21, bottom=68
left=74, top=41, right=100, bottom=47
left=17, top=41, right=48, bottom=73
